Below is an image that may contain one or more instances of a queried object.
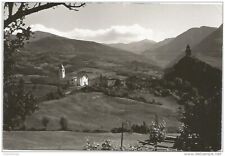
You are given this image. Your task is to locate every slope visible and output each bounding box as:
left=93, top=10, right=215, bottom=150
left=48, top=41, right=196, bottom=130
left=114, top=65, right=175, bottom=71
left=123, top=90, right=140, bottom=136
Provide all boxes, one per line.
left=164, top=56, right=222, bottom=97
left=25, top=92, right=181, bottom=132
left=192, top=24, right=223, bottom=69
left=107, top=39, right=156, bottom=54
left=142, top=26, right=216, bottom=68
left=17, top=31, right=159, bottom=77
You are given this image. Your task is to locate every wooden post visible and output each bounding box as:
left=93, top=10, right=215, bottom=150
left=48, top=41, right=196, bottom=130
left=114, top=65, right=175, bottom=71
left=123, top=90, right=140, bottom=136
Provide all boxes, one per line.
left=155, top=142, right=157, bottom=151
left=120, top=122, right=124, bottom=151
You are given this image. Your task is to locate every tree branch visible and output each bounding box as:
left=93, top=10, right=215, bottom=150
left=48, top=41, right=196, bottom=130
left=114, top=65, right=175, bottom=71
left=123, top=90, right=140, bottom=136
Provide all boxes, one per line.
left=4, top=2, right=86, bottom=28
left=62, top=3, right=86, bottom=11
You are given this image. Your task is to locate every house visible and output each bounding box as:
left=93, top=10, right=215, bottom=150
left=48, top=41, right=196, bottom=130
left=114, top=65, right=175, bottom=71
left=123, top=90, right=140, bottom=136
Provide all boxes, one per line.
left=78, top=72, right=88, bottom=86
left=106, top=78, right=117, bottom=87
left=99, top=75, right=127, bottom=88
left=70, top=76, right=77, bottom=85
left=70, top=71, right=88, bottom=87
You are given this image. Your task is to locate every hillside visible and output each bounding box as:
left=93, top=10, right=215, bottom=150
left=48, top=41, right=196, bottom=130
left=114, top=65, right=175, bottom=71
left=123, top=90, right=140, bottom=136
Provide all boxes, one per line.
left=147, top=38, right=174, bottom=51
left=16, top=31, right=159, bottom=77
left=107, top=39, right=156, bottom=54
left=25, top=92, right=181, bottom=131
left=164, top=56, right=222, bottom=97
left=24, top=31, right=147, bottom=61
left=143, top=26, right=216, bottom=68
left=192, top=25, right=223, bottom=69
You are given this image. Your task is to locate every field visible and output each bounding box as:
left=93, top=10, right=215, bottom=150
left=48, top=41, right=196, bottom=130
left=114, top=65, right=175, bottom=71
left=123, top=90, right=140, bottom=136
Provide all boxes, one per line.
left=3, top=131, right=176, bottom=150
left=25, top=91, right=181, bottom=131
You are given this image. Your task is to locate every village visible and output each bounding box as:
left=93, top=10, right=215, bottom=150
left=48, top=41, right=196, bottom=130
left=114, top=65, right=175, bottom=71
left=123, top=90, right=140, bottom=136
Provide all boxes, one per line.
left=55, top=62, right=168, bottom=106
left=54, top=46, right=194, bottom=105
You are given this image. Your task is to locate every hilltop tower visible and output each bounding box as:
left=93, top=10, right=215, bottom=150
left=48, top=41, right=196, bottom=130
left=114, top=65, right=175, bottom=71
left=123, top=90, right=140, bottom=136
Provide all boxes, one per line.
left=185, top=44, right=192, bottom=57
left=58, top=64, right=65, bottom=79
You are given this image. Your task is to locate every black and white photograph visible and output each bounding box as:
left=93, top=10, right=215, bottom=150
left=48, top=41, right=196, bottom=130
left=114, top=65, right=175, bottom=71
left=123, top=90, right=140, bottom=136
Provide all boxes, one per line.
left=2, top=1, right=223, bottom=152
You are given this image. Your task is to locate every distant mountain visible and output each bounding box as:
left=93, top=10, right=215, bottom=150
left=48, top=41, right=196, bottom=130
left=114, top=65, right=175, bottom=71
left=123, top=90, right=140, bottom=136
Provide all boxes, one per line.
left=148, top=38, right=174, bottom=51
left=23, top=31, right=154, bottom=63
left=107, top=39, right=156, bottom=54
left=17, top=31, right=158, bottom=77
left=143, top=26, right=217, bottom=68
left=192, top=24, right=223, bottom=69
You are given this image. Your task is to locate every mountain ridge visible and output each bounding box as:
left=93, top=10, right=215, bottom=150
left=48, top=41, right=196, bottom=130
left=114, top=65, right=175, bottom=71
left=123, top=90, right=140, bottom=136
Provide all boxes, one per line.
left=142, top=26, right=217, bottom=68
left=107, top=39, right=157, bottom=54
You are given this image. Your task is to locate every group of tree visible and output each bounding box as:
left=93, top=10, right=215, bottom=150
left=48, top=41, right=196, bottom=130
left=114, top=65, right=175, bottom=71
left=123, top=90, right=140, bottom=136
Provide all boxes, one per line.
left=174, top=90, right=221, bottom=151
left=166, top=46, right=222, bottom=151
left=111, top=121, right=149, bottom=134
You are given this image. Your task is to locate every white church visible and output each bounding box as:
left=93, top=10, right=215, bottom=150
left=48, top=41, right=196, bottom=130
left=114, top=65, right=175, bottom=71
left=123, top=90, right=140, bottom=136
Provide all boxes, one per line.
left=58, top=64, right=65, bottom=79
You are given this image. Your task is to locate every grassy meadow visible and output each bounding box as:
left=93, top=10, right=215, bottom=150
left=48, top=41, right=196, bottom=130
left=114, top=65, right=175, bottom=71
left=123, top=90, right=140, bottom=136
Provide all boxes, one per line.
left=3, top=131, right=177, bottom=150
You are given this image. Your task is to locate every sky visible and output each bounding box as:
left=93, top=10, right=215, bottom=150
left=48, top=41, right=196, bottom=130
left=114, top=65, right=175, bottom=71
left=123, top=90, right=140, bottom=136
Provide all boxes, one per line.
left=23, top=3, right=223, bottom=43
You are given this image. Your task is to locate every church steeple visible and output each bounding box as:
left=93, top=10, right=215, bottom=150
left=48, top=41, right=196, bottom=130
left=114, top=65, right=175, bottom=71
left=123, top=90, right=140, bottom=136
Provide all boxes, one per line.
left=58, top=64, right=65, bottom=79
left=185, top=44, right=191, bottom=57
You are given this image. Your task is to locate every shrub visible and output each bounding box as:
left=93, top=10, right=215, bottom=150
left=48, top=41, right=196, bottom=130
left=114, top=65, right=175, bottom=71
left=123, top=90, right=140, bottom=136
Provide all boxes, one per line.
left=41, top=116, right=49, bottom=130
left=84, top=139, right=100, bottom=150
left=45, top=86, right=65, bottom=101
left=131, top=122, right=149, bottom=134
left=83, top=139, right=159, bottom=151
left=111, top=127, right=131, bottom=133
left=101, top=140, right=114, bottom=150
left=111, top=121, right=149, bottom=134
left=59, top=117, right=68, bottom=131
left=83, top=139, right=115, bottom=151
left=148, top=115, right=166, bottom=151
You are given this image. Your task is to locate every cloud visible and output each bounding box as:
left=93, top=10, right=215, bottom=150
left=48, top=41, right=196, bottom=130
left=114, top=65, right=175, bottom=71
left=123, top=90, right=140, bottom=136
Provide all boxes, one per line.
left=30, top=24, right=154, bottom=43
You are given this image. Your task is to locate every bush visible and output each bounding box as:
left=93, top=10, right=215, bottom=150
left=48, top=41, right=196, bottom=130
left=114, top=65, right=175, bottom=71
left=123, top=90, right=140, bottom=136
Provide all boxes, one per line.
left=59, top=117, right=68, bottom=131
left=45, top=86, right=65, bottom=100
left=148, top=115, right=166, bottom=151
left=111, top=127, right=131, bottom=133
left=131, top=122, right=149, bottom=134
left=83, top=139, right=158, bottom=151
left=84, top=139, right=114, bottom=151
left=41, top=116, right=49, bottom=130
left=111, top=121, right=149, bottom=134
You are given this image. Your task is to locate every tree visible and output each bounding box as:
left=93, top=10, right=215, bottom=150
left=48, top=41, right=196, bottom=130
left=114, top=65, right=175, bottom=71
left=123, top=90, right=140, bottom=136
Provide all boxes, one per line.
left=59, top=117, right=68, bottom=131
left=4, top=78, right=38, bottom=130
left=42, top=116, right=50, bottom=130
left=148, top=115, right=166, bottom=151
left=4, top=2, right=85, bottom=130
left=185, top=44, right=191, bottom=57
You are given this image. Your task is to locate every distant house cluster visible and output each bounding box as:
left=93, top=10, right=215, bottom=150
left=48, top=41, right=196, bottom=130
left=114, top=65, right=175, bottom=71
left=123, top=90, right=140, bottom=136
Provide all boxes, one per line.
left=57, top=64, right=129, bottom=89
left=58, top=64, right=88, bottom=87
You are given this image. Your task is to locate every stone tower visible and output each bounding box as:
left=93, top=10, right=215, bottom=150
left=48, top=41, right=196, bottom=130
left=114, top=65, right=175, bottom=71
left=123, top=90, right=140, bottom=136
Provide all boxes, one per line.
left=58, top=64, right=65, bottom=79
left=185, top=44, right=191, bottom=57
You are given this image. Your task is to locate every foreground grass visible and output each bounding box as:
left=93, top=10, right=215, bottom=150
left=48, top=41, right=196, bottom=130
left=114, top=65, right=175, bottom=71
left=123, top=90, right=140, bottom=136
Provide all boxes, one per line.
left=3, top=131, right=148, bottom=150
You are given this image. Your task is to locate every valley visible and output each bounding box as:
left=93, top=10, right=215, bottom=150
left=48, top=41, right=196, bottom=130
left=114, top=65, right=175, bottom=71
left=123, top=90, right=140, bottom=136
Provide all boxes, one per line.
left=4, top=24, right=222, bottom=151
